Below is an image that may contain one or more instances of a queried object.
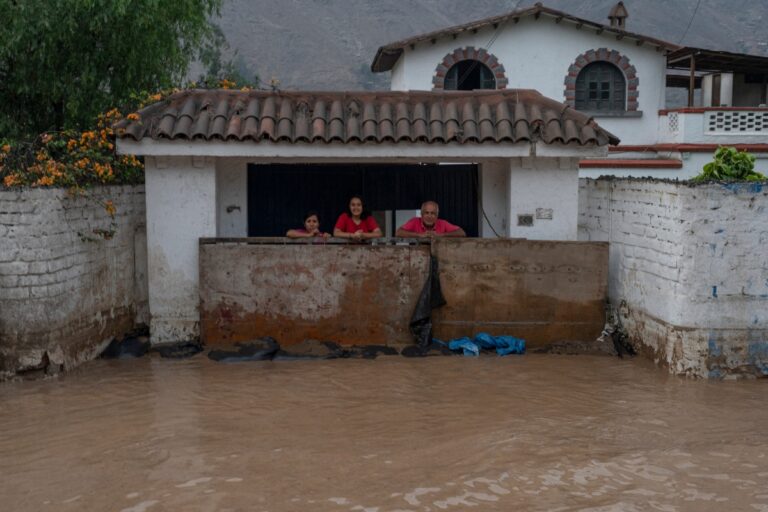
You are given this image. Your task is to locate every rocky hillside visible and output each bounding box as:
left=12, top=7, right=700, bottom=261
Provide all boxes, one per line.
left=210, top=0, right=767, bottom=90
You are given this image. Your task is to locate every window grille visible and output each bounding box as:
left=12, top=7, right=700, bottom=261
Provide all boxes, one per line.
left=668, top=112, right=679, bottom=134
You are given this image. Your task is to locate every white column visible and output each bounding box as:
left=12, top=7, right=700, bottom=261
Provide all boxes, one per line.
left=720, top=73, right=734, bottom=106
left=701, top=74, right=713, bottom=107
left=145, top=156, right=217, bottom=345
left=507, top=157, right=579, bottom=241
left=216, top=159, right=248, bottom=237
left=478, top=160, right=509, bottom=238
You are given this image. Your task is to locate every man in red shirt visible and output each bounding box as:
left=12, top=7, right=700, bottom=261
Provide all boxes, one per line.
left=395, top=201, right=467, bottom=238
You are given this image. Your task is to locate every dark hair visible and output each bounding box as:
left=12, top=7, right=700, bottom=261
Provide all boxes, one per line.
left=346, top=195, right=371, bottom=220
left=303, top=210, right=320, bottom=223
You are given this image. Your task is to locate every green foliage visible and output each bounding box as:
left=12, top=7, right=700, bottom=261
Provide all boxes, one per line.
left=692, top=146, right=766, bottom=182
left=197, top=25, right=260, bottom=89
left=0, top=0, right=222, bottom=138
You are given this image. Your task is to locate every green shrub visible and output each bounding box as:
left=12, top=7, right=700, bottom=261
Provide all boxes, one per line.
left=693, top=146, right=766, bottom=182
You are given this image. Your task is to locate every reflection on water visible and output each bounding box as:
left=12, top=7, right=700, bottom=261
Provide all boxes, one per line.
left=1, top=355, right=767, bottom=511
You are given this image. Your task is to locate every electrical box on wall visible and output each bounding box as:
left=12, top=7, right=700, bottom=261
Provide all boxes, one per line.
left=517, top=214, right=534, bottom=227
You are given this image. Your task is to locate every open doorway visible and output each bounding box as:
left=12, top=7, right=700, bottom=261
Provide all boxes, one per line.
left=247, top=163, right=479, bottom=237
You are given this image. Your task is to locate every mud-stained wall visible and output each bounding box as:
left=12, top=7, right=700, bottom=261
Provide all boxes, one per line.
left=579, top=178, right=768, bottom=378
left=431, top=239, right=608, bottom=347
left=200, top=241, right=431, bottom=345
left=0, top=186, right=147, bottom=379
left=200, top=239, right=609, bottom=348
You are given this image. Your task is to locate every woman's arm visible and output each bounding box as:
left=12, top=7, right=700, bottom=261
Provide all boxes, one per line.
left=286, top=229, right=312, bottom=238
left=362, top=228, right=383, bottom=239
left=333, top=228, right=351, bottom=238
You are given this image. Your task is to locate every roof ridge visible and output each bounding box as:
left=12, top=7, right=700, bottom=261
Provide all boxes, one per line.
left=370, top=3, right=680, bottom=73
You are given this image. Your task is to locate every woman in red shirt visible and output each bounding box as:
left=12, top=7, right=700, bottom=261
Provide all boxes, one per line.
left=333, top=196, right=383, bottom=241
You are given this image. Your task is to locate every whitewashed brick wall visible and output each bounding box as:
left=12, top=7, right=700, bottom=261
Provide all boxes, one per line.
left=579, top=178, right=768, bottom=378
left=0, top=186, right=147, bottom=378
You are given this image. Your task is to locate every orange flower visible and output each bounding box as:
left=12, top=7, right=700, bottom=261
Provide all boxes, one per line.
left=104, top=200, right=116, bottom=217
left=1, top=144, right=10, bottom=153
left=3, top=174, right=21, bottom=187
left=126, top=113, right=140, bottom=121
left=66, top=139, right=77, bottom=151
left=35, top=176, right=54, bottom=187
left=150, top=93, right=162, bottom=101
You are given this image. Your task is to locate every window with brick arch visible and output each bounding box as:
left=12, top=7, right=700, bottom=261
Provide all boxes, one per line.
left=575, top=61, right=626, bottom=111
left=444, top=60, right=496, bottom=91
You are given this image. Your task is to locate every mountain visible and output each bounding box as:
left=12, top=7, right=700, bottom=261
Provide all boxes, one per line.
left=209, top=0, right=768, bottom=90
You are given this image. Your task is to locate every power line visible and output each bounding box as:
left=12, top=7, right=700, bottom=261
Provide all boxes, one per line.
left=677, top=0, right=702, bottom=44
left=456, top=0, right=524, bottom=89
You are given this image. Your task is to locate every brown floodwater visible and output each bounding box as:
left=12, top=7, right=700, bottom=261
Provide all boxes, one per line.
left=1, top=354, right=767, bottom=512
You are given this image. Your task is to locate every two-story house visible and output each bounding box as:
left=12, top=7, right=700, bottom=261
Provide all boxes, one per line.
left=371, top=2, right=768, bottom=178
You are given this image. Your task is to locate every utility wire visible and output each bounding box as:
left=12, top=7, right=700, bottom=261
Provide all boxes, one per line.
left=456, top=0, right=524, bottom=89
left=676, top=0, right=702, bottom=44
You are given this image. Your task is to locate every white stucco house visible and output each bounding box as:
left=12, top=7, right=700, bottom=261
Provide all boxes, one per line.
left=371, top=2, right=768, bottom=179
left=116, top=88, right=617, bottom=344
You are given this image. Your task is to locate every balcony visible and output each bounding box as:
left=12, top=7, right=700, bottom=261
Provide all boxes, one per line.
left=658, top=107, right=768, bottom=146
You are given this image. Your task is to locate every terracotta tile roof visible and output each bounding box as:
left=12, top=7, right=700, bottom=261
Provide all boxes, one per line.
left=114, top=89, right=619, bottom=146
left=371, top=3, right=680, bottom=72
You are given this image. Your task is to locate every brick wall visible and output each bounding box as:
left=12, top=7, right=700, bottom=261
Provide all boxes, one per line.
left=0, top=186, right=147, bottom=378
left=579, top=178, right=768, bottom=378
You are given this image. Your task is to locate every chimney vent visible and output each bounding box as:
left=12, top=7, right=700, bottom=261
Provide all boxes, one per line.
left=608, top=1, right=629, bottom=29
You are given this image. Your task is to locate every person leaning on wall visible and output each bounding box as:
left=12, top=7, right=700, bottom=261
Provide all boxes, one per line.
left=286, top=210, right=330, bottom=239
left=333, top=195, right=383, bottom=242
left=395, top=200, right=466, bottom=239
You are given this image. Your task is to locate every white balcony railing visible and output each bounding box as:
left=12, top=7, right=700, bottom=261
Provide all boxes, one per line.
left=659, top=108, right=768, bottom=145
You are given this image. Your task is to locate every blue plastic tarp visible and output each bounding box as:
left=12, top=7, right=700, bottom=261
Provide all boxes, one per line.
left=445, top=333, right=525, bottom=357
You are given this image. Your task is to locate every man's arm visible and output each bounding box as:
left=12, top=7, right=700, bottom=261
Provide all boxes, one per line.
left=396, top=228, right=422, bottom=238
left=440, top=227, right=466, bottom=238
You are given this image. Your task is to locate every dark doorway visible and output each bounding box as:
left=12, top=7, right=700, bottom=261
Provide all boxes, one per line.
left=247, top=163, right=479, bottom=237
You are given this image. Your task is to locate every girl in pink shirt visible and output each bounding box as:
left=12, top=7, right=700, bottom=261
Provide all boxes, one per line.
left=286, top=211, right=330, bottom=239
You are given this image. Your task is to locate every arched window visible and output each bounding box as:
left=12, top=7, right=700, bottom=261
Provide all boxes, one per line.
left=575, top=62, right=626, bottom=111
left=444, top=60, right=496, bottom=91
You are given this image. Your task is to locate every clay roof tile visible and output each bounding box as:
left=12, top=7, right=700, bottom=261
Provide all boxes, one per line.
left=115, top=89, right=619, bottom=147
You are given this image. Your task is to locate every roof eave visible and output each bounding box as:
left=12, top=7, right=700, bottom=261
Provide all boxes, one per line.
left=116, top=138, right=609, bottom=160
left=371, top=47, right=404, bottom=73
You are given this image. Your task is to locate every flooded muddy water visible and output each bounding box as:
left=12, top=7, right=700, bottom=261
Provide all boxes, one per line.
left=1, top=355, right=767, bottom=511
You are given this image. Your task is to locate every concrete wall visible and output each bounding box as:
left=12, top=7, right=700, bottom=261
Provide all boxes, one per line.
left=579, top=178, right=768, bottom=378
left=390, top=15, right=667, bottom=145
left=508, top=158, right=580, bottom=240
left=200, top=241, right=432, bottom=346
left=145, top=156, right=217, bottom=345
left=0, top=186, right=147, bottom=378
left=732, top=74, right=766, bottom=107
left=432, top=238, right=608, bottom=347
left=199, top=238, right=608, bottom=349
